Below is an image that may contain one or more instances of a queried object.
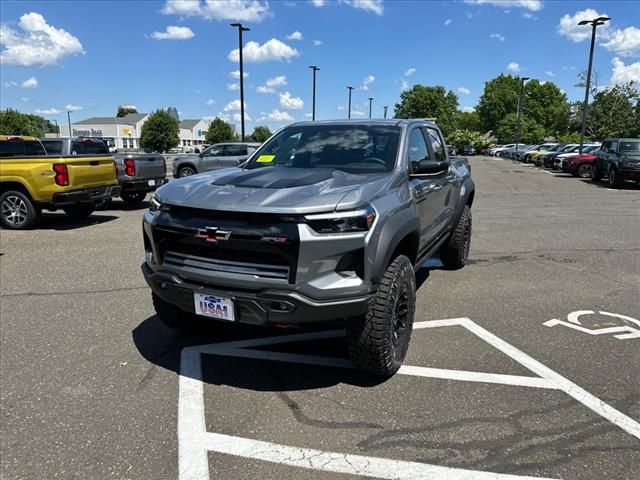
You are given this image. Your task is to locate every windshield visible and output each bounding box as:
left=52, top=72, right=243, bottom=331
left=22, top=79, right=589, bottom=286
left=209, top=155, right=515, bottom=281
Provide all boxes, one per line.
left=245, top=124, right=401, bottom=173
left=619, top=141, right=640, bottom=152
left=584, top=145, right=599, bottom=153
left=560, top=145, right=576, bottom=152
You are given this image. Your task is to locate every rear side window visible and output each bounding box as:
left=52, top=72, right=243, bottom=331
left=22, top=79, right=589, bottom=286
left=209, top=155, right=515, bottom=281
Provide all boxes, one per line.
left=42, top=140, right=63, bottom=155
left=225, top=145, right=248, bottom=156
left=71, top=139, right=109, bottom=155
left=0, top=140, right=46, bottom=157
left=424, top=128, right=447, bottom=161
left=619, top=141, right=639, bottom=152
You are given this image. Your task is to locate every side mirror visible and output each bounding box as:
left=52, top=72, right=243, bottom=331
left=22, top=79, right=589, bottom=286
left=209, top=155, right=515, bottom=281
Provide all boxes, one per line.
left=410, top=160, right=448, bottom=177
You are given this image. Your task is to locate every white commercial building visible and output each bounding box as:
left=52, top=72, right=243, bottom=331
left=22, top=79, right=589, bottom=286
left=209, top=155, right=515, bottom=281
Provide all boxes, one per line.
left=59, top=114, right=210, bottom=151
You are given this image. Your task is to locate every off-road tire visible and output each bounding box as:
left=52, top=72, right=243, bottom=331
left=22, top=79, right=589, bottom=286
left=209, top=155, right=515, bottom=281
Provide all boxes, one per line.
left=152, top=292, right=200, bottom=331
left=0, top=190, right=39, bottom=230
left=577, top=163, right=592, bottom=179
left=178, top=166, right=196, bottom=177
left=440, top=205, right=472, bottom=269
left=63, top=204, right=95, bottom=218
left=121, top=191, right=146, bottom=206
left=607, top=166, right=623, bottom=188
left=346, top=255, right=416, bottom=377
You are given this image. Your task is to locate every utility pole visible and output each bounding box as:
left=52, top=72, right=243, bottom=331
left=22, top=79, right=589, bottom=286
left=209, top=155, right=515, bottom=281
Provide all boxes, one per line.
left=515, top=77, right=530, bottom=153
left=383, top=106, right=388, bottom=119
left=67, top=111, right=72, bottom=138
left=309, top=65, right=319, bottom=121
left=368, top=97, right=373, bottom=119
left=231, top=23, right=250, bottom=140
left=347, top=86, right=354, bottom=119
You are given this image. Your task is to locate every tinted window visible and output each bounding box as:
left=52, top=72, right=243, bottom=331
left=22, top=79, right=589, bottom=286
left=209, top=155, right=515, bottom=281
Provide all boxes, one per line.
left=0, top=140, right=46, bottom=157
left=425, top=128, right=446, bottom=161
left=246, top=125, right=400, bottom=173
left=42, top=140, right=63, bottom=155
left=72, top=139, right=108, bottom=155
left=408, top=129, right=430, bottom=164
left=619, top=141, right=639, bottom=152
left=609, top=141, right=619, bottom=152
left=225, top=145, right=248, bottom=156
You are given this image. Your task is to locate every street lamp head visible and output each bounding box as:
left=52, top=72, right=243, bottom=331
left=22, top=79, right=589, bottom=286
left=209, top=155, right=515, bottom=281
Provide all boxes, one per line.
left=347, top=86, right=354, bottom=90
left=578, top=20, right=590, bottom=25
left=595, top=16, right=610, bottom=23
left=521, top=76, right=531, bottom=82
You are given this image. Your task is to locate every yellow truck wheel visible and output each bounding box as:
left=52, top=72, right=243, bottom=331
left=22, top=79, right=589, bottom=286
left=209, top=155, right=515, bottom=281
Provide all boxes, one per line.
left=0, top=190, right=39, bottom=230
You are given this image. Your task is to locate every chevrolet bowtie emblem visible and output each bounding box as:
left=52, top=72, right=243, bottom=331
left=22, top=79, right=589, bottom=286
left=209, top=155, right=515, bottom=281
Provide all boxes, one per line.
left=195, top=227, right=231, bottom=242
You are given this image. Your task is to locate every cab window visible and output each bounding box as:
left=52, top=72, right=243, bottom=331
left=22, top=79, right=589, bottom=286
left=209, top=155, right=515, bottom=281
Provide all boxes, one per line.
left=42, top=140, right=63, bottom=155
left=225, top=145, right=248, bottom=156
left=424, top=128, right=447, bottom=161
left=71, top=139, right=108, bottom=155
left=0, top=140, right=46, bottom=157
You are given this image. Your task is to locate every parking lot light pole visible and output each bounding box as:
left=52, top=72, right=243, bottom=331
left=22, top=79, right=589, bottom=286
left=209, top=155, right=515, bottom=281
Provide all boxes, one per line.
left=347, top=86, right=354, bottom=119
left=383, top=105, right=388, bottom=119
left=231, top=23, right=250, bottom=141
left=578, top=16, right=610, bottom=155
left=52, top=119, right=59, bottom=137
left=309, top=65, right=319, bottom=121
left=368, top=97, right=373, bottom=119
left=515, top=77, right=530, bottom=153
left=67, top=111, right=72, bottom=138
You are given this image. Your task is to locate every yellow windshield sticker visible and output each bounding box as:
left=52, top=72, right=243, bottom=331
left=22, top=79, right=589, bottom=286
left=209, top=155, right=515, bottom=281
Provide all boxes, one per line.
left=256, top=155, right=275, bottom=163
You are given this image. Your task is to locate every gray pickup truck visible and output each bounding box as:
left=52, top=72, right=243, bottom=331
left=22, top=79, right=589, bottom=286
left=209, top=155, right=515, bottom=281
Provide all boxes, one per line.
left=172, top=142, right=260, bottom=177
left=142, top=120, right=475, bottom=376
left=113, top=153, right=167, bottom=205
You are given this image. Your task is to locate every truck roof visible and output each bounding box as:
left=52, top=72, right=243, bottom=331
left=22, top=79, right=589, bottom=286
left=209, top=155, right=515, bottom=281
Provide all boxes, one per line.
left=289, top=119, right=438, bottom=128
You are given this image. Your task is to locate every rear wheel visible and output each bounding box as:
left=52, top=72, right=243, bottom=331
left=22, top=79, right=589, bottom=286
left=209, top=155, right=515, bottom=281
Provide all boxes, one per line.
left=440, top=205, right=472, bottom=269
left=347, top=255, right=416, bottom=377
left=121, top=191, right=146, bottom=206
left=0, top=190, right=39, bottom=230
left=608, top=167, right=623, bottom=188
left=178, top=166, right=196, bottom=177
left=63, top=204, right=94, bottom=218
left=577, top=163, right=593, bottom=179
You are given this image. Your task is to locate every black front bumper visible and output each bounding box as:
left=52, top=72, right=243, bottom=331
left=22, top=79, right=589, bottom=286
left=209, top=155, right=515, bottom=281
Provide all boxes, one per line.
left=142, top=263, right=371, bottom=326
left=620, top=168, right=640, bottom=181
left=51, top=185, right=121, bottom=206
left=121, top=178, right=168, bottom=193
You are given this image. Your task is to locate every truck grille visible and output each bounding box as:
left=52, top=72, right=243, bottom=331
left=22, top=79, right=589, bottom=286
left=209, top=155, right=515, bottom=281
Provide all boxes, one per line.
left=163, top=251, right=290, bottom=280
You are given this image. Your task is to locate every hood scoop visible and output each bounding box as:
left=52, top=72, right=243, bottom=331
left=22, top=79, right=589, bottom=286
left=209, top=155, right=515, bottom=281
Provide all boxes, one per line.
left=211, top=167, right=335, bottom=189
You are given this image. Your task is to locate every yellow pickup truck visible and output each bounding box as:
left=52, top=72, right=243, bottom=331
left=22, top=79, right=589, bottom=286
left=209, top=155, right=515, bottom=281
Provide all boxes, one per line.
left=0, top=135, right=120, bottom=229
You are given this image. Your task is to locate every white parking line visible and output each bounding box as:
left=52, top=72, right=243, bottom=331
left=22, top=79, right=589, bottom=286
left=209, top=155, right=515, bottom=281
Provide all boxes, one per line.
left=178, top=317, right=640, bottom=480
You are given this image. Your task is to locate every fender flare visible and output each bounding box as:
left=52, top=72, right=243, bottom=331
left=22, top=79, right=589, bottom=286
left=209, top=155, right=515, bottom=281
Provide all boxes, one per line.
left=370, top=208, right=420, bottom=283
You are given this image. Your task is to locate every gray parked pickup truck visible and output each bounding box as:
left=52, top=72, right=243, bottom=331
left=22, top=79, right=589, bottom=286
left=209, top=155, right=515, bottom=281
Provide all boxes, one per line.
left=113, top=153, right=167, bottom=205
left=142, top=120, right=475, bottom=376
left=172, top=142, right=260, bottom=177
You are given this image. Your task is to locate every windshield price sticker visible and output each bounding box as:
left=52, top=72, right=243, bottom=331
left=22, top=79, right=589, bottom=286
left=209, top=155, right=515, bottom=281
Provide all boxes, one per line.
left=256, top=155, right=275, bottom=163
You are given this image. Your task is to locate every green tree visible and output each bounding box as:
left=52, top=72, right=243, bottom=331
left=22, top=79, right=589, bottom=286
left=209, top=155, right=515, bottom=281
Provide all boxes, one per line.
left=447, top=129, right=490, bottom=150
left=205, top=117, right=236, bottom=144
left=495, top=113, right=546, bottom=144
left=394, top=85, right=459, bottom=136
left=477, top=74, right=521, bottom=133
left=589, top=82, right=639, bottom=139
left=247, top=125, right=272, bottom=143
left=139, top=109, right=179, bottom=152
left=456, top=110, right=481, bottom=132
left=117, top=106, right=138, bottom=118
left=0, top=108, right=57, bottom=137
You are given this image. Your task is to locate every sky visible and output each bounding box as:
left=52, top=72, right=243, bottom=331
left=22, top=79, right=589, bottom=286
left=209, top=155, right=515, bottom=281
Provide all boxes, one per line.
left=1, top=0, right=639, bottom=131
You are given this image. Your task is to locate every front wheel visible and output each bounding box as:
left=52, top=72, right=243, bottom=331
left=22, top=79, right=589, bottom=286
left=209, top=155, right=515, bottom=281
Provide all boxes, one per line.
left=121, top=191, right=146, bottom=205
left=0, top=190, right=39, bottom=229
left=347, top=255, right=416, bottom=377
left=577, top=163, right=593, bottom=179
left=178, top=166, right=196, bottom=177
left=440, top=205, right=472, bottom=269
left=63, top=204, right=94, bottom=218
left=608, top=167, right=623, bottom=188
left=591, top=163, right=602, bottom=182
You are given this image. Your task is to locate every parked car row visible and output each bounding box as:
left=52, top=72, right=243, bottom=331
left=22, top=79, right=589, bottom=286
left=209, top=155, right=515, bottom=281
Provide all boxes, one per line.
left=506, top=137, right=640, bottom=188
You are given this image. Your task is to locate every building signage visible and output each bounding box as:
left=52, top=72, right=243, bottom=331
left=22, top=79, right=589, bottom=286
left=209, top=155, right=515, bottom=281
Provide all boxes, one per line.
left=73, top=128, right=103, bottom=137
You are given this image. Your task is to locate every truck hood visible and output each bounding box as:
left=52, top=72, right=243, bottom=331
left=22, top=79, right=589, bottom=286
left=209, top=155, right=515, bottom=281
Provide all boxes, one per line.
left=157, top=167, right=392, bottom=214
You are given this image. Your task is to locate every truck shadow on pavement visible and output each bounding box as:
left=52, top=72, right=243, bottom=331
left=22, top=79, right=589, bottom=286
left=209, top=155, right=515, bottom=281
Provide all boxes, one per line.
left=132, top=265, right=434, bottom=391
left=37, top=213, right=118, bottom=230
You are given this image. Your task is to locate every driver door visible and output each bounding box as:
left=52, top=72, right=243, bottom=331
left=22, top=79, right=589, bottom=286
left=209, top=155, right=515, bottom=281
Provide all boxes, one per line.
left=200, top=144, right=225, bottom=171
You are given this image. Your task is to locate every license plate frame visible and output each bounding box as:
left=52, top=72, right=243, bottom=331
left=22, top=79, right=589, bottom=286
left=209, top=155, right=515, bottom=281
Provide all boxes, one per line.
left=193, top=293, right=235, bottom=322
left=148, top=179, right=156, bottom=186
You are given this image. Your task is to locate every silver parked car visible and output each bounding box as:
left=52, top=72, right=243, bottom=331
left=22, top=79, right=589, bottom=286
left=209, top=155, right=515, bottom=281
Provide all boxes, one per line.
left=172, top=142, right=260, bottom=177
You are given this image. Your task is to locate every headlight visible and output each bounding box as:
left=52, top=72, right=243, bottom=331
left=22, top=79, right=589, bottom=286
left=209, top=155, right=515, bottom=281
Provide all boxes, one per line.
left=305, top=206, right=376, bottom=234
left=149, top=195, right=164, bottom=213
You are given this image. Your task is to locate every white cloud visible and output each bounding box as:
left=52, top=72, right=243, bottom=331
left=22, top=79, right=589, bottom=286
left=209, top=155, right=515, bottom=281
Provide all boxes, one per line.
left=337, top=105, right=345, bottom=111
left=266, top=75, right=287, bottom=87
left=404, top=68, right=416, bottom=77
left=256, top=86, right=275, bottom=94
left=303, top=112, right=313, bottom=118
left=610, top=57, right=640, bottom=84
left=279, top=91, right=304, bottom=110
left=457, top=87, right=471, bottom=95
left=361, top=74, right=375, bottom=90
left=545, top=70, right=555, bottom=77
left=21, top=97, right=29, bottom=102
left=523, top=12, right=535, bottom=19
left=602, top=26, right=640, bottom=58
left=311, top=0, right=325, bottom=6
left=0, top=12, right=84, bottom=67
left=161, top=0, right=270, bottom=22
left=65, top=104, right=82, bottom=111
left=228, top=38, right=299, bottom=63
left=539, top=80, right=547, bottom=85
left=223, top=99, right=246, bottom=111
left=3, top=80, right=18, bottom=88
left=233, top=112, right=251, bottom=122
left=286, top=30, right=302, bottom=40
left=227, top=82, right=240, bottom=91
left=463, top=0, right=541, bottom=11
left=401, top=79, right=410, bottom=91
left=444, top=19, right=452, bottom=26
left=313, top=39, right=322, bottom=46
left=340, top=0, right=384, bottom=15
left=206, top=98, right=216, bottom=106
left=34, top=108, right=60, bottom=115
left=266, top=109, right=293, bottom=122
left=461, top=106, right=475, bottom=112
left=507, top=62, right=521, bottom=72
left=490, top=33, right=505, bottom=41
left=21, top=76, right=37, bottom=88
left=351, top=109, right=366, bottom=117
left=557, top=9, right=611, bottom=43
left=229, top=70, right=248, bottom=79
left=150, top=25, right=195, bottom=40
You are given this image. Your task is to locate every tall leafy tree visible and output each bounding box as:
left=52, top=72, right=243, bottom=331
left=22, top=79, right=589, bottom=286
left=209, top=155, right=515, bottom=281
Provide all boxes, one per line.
left=589, top=82, right=639, bottom=139
left=117, top=106, right=138, bottom=118
left=139, top=109, right=179, bottom=152
left=205, top=118, right=236, bottom=144
left=394, top=85, right=459, bottom=136
left=477, top=74, right=521, bottom=134
left=248, top=125, right=272, bottom=143
left=495, top=113, right=546, bottom=144
left=456, top=110, right=481, bottom=132
left=0, top=109, right=57, bottom=137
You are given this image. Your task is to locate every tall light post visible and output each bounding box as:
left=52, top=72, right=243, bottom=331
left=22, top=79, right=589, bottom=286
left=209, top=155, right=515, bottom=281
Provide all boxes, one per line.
left=368, top=97, right=373, bottom=119
left=52, top=119, right=59, bottom=138
left=67, top=111, right=72, bottom=138
left=347, top=86, right=354, bottom=119
left=309, top=65, right=319, bottom=121
left=383, top=105, right=388, bottom=119
left=578, top=16, right=610, bottom=154
left=230, top=23, right=250, bottom=141
left=515, top=76, right=530, bottom=153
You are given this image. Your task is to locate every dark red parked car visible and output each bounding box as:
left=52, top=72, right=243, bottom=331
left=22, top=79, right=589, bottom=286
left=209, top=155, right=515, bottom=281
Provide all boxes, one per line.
left=565, top=153, right=597, bottom=178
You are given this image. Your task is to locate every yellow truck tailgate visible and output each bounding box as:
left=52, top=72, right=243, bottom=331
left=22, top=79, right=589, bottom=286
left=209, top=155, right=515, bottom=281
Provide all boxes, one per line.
left=64, top=156, right=116, bottom=188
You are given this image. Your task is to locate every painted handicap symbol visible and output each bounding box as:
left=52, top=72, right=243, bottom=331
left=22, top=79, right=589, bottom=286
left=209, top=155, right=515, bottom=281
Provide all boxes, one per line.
left=543, top=310, right=640, bottom=340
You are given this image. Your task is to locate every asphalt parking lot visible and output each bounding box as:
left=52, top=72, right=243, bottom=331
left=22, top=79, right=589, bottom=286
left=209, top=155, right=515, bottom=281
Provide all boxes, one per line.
left=1, top=157, right=638, bottom=480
